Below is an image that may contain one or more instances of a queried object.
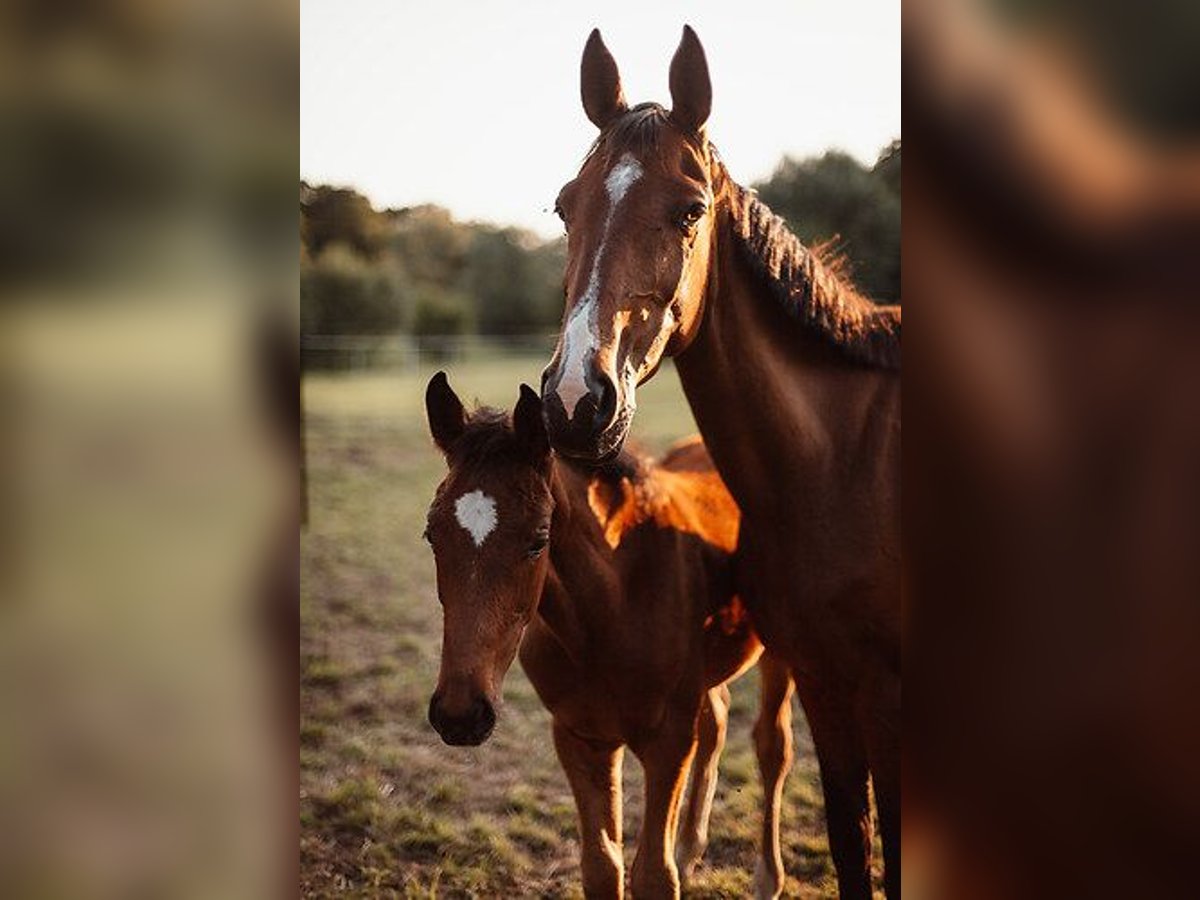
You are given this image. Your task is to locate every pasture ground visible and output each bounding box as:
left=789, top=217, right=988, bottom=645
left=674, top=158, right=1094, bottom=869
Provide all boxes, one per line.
left=300, top=353, right=882, bottom=897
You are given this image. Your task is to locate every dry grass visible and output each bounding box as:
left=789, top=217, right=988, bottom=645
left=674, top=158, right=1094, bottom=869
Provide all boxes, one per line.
left=300, top=355, right=882, bottom=897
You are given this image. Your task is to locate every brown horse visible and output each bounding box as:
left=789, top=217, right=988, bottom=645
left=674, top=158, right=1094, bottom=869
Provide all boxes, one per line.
left=539, top=28, right=901, bottom=899
left=423, top=372, right=795, bottom=899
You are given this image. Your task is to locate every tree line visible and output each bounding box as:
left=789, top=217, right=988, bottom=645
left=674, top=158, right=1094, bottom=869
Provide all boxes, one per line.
left=300, top=141, right=899, bottom=349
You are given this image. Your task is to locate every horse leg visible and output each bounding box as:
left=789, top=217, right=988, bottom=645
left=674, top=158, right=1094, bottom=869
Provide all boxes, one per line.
left=861, top=666, right=901, bottom=900
left=630, top=710, right=698, bottom=899
left=553, top=721, right=626, bottom=899
left=675, top=684, right=730, bottom=884
left=799, top=682, right=873, bottom=900
left=751, top=654, right=795, bottom=900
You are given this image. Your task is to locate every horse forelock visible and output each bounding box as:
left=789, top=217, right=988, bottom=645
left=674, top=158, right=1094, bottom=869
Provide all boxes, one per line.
left=583, top=102, right=708, bottom=171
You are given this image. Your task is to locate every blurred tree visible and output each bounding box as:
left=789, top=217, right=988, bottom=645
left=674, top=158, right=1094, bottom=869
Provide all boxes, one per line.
left=411, top=288, right=473, bottom=336
left=386, top=204, right=470, bottom=287
left=301, top=186, right=386, bottom=259
left=875, top=139, right=902, bottom=195
left=300, top=243, right=404, bottom=335
left=528, top=237, right=568, bottom=327
left=461, top=227, right=562, bottom=335
left=753, top=145, right=900, bottom=303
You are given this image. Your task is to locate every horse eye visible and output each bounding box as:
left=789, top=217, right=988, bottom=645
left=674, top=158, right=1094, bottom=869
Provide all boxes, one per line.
left=678, top=202, right=707, bottom=231
left=554, top=202, right=568, bottom=231
left=527, top=531, right=550, bottom=558
left=422, top=525, right=432, bottom=545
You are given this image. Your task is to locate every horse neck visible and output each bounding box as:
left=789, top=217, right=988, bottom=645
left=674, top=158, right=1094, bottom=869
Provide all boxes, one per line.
left=674, top=214, right=896, bottom=511
left=535, top=460, right=619, bottom=652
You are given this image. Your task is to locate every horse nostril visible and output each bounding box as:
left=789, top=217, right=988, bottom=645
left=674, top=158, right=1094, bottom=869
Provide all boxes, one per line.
left=429, top=692, right=495, bottom=745
left=473, top=696, right=496, bottom=737
left=592, top=374, right=616, bottom=432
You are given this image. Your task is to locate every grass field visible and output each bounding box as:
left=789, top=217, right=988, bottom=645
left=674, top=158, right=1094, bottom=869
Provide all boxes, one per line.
left=300, top=354, right=881, bottom=898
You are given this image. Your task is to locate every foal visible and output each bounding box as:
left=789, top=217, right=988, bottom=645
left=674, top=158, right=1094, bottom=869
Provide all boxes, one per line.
left=423, top=372, right=794, bottom=899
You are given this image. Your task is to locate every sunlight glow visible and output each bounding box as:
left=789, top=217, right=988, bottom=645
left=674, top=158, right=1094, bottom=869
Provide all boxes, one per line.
left=301, top=0, right=900, bottom=237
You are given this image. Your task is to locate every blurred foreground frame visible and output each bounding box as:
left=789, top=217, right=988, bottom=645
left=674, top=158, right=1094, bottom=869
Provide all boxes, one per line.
left=904, top=0, right=1200, bottom=898
left=4, top=0, right=1200, bottom=897
left=0, top=0, right=299, bottom=898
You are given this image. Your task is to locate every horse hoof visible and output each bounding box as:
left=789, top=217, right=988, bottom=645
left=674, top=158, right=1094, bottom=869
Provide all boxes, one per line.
left=752, top=858, right=783, bottom=900
left=674, top=838, right=706, bottom=886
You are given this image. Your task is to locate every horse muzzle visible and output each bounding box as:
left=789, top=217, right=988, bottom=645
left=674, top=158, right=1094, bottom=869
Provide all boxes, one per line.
left=541, top=363, right=631, bottom=462
left=428, top=692, right=496, bottom=746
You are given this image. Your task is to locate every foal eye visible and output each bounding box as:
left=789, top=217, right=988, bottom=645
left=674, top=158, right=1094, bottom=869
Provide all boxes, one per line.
left=553, top=202, right=568, bottom=231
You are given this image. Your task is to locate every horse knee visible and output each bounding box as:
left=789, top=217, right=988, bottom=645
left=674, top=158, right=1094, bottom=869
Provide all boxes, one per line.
left=702, top=686, right=730, bottom=739
left=753, top=716, right=792, bottom=776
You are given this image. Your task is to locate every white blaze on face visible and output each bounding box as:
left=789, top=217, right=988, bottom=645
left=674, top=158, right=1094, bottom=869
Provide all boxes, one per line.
left=604, top=153, right=644, bottom=204
left=454, top=490, right=498, bottom=547
left=554, top=153, right=644, bottom=419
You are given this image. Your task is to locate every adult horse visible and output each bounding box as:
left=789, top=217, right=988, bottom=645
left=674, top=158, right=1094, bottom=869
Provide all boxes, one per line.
left=539, top=28, right=901, bottom=899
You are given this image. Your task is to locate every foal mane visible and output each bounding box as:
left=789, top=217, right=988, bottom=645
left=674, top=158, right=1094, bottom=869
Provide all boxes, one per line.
left=447, top=408, right=521, bottom=468
left=451, top=407, right=738, bottom=556
left=725, top=182, right=902, bottom=371
left=451, top=406, right=650, bottom=486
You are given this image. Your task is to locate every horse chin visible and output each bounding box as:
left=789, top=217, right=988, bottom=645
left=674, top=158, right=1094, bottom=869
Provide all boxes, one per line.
left=440, top=724, right=494, bottom=747
left=555, top=415, right=631, bottom=464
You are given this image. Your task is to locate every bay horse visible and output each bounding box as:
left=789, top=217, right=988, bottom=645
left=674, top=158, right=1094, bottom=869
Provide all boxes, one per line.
left=539, top=28, right=901, bottom=899
left=423, top=372, right=795, bottom=899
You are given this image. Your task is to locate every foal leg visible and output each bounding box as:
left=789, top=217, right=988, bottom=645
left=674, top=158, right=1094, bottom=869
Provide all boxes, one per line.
left=799, top=682, right=873, bottom=900
left=630, top=711, right=698, bottom=899
left=751, top=655, right=795, bottom=900
left=675, top=684, right=731, bottom=883
left=553, top=721, right=626, bottom=899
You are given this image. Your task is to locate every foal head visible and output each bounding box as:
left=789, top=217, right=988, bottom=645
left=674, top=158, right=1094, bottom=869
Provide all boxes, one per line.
left=541, top=26, right=722, bottom=461
left=423, top=373, right=554, bottom=746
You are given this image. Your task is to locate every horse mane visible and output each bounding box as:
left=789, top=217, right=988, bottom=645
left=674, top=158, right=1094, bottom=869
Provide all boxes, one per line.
left=451, top=408, right=737, bottom=554
left=725, top=181, right=901, bottom=370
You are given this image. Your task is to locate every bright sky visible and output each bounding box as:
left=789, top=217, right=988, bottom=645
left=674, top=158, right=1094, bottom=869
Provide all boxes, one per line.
left=301, top=0, right=899, bottom=238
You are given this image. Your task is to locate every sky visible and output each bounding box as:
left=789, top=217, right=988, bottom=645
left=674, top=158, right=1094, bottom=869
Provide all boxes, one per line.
left=301, top=0, right=900, bottom=238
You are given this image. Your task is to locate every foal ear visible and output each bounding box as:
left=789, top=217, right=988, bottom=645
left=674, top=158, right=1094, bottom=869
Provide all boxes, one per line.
left=426, top=371, right=466, bottom=454
left=581, top=28, right=627, bottom=129
left=513, top=383, right=550, bottom=463
left=668, top=25, right=712, bottom=134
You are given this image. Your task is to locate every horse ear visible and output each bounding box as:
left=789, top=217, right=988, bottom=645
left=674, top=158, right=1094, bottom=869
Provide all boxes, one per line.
left=513, top=383, right=550, bottom=464
left=668, top=25, right=711, bottom=134
left=426, top=371, right=466, bottom=454
left=581, top=28, right=627, bottom=129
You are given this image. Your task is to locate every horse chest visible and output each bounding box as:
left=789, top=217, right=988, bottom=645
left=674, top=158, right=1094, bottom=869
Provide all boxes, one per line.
left=519, top=610, right=703, bottom=743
